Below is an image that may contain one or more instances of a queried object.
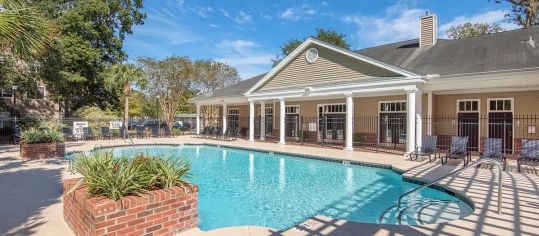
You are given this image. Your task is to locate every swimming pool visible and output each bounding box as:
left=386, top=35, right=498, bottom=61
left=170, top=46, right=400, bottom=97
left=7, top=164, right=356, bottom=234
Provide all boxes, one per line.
left=77, top=144, right=473, bottom=231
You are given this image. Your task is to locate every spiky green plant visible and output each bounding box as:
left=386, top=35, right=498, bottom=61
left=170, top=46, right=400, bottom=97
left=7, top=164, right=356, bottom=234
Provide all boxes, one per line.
left=152, top=156, right=192, bottom=189
left=21, top=128, right=64, bottom=143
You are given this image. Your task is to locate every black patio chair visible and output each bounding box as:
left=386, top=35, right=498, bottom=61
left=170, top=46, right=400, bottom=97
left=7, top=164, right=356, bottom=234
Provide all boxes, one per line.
left=136, top=126, right=146, bottom=138
left=517, top=139, right=539, bottom=172
left=441, top=136, right=471, bottom=166
left=82, top=127, right=95, bottom=140
left=151, top=126, right=159, bottom=138
left=100, top=127, right=111, bottom=140
left=477, top=138, right=506, bottom=170
left=62, top=127, right=76, bottom=141
left=409, top=135, right=438, bottom=162
left=223, top=127, right=235, bottom=141
left=211, top=126, right=222, bottom=139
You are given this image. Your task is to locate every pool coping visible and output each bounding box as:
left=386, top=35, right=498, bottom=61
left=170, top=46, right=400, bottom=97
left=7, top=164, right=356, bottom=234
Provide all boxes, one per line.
left=67, top=142, right=476, bottom=229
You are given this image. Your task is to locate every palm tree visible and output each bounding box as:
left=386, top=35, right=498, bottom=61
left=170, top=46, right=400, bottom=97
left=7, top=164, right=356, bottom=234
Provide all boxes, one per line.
left=0, top=0, right=53, bottom=59
left=105, top=63, right=144, bottom=138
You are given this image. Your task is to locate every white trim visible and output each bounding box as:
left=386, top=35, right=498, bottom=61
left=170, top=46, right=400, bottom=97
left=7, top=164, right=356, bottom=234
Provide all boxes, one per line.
left=285, top=105, right=300, bottom=114
left=487, top=98, right=514, bottom=113
left=456, top=99, right=480, bottom=113
left=244, top=38, right=420, bottom=95
left=305, top=47, right=319, bottom=63
left=378, top=100, right=407, bottom=113
left=227, top=108, right=240, bottom=115
left=318, top=103, right=347, bottom=114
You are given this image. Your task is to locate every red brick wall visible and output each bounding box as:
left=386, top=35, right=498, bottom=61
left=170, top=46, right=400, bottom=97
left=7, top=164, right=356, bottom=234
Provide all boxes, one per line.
left=20, top=142, right=65, bottom=160
left=63, top=178, right=198, bottom=236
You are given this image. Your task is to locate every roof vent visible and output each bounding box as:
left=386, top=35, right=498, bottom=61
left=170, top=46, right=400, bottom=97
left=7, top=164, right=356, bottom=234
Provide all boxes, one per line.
left=526, top=36, right=535, bottom=48
left=419, top=13, right=437, bottom=47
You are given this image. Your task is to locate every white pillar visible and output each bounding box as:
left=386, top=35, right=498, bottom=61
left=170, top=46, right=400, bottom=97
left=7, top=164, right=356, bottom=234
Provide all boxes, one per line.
left=415, top=91, right=423, bottom=148
left=345, top=93, right=354, bottom=151
left=427, top=91, right=433, bottom=135
left=260, top=102, right=266, bottom=141
left=222, top=103, right=227, bottom=135
left=279, top=98, right=286, bottom=144
left=249, top=100, right=255, bottom=141
left=196, top=104, right=201, bottom=135
left=406, top=89, right=417, bottom=153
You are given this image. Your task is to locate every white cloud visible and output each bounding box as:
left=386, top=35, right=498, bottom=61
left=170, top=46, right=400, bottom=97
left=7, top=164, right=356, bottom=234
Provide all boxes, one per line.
left=214, top=39, right=273, bottom=79
left=279, top=5, right=317, bottom=21
left=189, top=6, right=214, bottom=18
left=209, top=23, right=219, bottom=28
left=136, top=8, right=202, bottom=46
left=220, top=9, right=253, bottom=25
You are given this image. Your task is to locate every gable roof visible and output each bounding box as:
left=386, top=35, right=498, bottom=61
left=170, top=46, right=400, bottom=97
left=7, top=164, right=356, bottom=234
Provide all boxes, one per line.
left=356, top=26, right=539, bottom=76
left=191, top=73, right=266, bottom=101
left=245, top=38, right=420, bottom=95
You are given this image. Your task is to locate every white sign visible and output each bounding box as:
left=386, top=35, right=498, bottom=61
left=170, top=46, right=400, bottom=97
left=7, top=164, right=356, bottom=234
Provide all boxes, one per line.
left=308, top=123, right=317, bottom=132
left=73, top=121, right=88, bottom=138
left=109, top=121, right=123, bottom=130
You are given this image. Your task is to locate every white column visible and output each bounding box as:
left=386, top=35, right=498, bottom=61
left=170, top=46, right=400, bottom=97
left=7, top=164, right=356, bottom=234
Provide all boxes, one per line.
left=260, top=101, right=266, bottom=141
left=427, top=91, right=433, bottom=135
left=415, top=91, right=423, bottom=149
left=222, top=103, right=227, bottom=135
left=249, top=100, right=255, bottom=141
left=279, top=98, right=286, bottom=144
left=345, top=93, right=354, bottom=151
left=196, top=104, right=201, bottom=135
left=406, top=89, right=417, bottom=153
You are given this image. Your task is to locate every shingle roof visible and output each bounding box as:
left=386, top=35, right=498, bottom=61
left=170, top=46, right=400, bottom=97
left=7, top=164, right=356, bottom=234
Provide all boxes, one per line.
left=193, top=73, right=266, bottom=100
left=356, top=26, right=539, bottom=76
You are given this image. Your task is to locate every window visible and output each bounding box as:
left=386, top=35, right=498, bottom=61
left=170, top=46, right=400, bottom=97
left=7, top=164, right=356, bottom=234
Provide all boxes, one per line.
left=380, top=101, right=406, bottom=113
left=0, top=89, right=12, bottom=98
left=257, top=107, right=274, bottom=115
left=457, top=100, right=479, bottom=112
left=488, top=99, right=512, bottom=112
left=285, top=105, right=300, bottom=114
left=228, top=108, right=239, bottom=115
left=320, top=104, right=346, bottom=114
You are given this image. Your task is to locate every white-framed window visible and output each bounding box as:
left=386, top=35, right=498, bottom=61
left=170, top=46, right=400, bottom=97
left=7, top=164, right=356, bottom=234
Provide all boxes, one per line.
left=457, top=99, right=480, bottom=113
left=227, top=108, right=239, bottom=115
left=488, top=98, right=513, bottom=112
left=379, top=101, right=406, bottom=113
left=285, top=105, right=300, bottom=114
left=320, top=104, right=346, bottom=114
left=257, top=107, right=274, bottom=115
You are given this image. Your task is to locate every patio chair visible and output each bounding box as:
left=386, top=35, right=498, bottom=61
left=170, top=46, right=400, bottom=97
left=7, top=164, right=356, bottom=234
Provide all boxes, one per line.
left=163, top=126, right=171, bottom=137
left=62, top=127, right=76, bottom=141
left=223, top=127, right=236, bottom=141
left=409, top=135, right=438, bottom=162
left=136, top=126, right=146, bottom=138
left=82, top=127, right=95, bottom=140
left=477, top=138, right=506, bottom=170
left=211, top=126, right=222, bottom=139
left=517, top=139, right=539, bottom=172
left=151, top=126, right=159, bottom=138
left=100, top=127, right=111, bottom=140
left=441, top=136, right=471, bottom=166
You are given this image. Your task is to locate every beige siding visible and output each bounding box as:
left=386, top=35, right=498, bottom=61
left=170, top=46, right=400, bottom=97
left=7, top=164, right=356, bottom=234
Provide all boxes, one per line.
left=434, top=91, right=539, bottom=116
left=257, top=46, right=401, bottom=92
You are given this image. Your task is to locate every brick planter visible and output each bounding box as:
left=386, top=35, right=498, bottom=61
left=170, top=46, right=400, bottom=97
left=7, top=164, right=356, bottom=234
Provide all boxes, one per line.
left=63, top=178, right=198, bottom=236
left=20, top=142, right=65, bottom=160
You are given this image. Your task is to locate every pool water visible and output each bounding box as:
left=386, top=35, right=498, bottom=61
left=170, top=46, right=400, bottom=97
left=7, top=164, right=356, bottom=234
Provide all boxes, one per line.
left=85, top=145, right=472, bottom=231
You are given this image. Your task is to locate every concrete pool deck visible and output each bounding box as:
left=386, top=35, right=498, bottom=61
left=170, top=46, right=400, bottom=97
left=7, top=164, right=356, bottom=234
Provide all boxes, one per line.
left=0, top=136, right=538, bottom=236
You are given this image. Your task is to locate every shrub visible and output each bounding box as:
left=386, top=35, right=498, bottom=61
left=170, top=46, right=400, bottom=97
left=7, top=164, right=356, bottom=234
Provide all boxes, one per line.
left=72, top=152, right=192, bottom=201
left=172, top=128, right=182, bottom=136
left=39, top=120, right=66, bottom=131
left=21, top=128, right=64, bottom=143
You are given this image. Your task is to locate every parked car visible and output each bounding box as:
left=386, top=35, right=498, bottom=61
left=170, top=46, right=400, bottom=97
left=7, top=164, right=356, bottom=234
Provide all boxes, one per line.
left=141, top=120, right=166, bottom=128
left=172, top=121, right=183, bottom=129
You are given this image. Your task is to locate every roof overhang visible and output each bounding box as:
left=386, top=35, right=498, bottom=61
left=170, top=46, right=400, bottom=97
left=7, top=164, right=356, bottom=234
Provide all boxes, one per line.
left=244, top=38, right=421, bottom=95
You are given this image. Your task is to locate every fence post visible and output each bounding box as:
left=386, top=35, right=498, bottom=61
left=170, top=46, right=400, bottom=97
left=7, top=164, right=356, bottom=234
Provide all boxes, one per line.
left=300, top=116, right=304, bottom=145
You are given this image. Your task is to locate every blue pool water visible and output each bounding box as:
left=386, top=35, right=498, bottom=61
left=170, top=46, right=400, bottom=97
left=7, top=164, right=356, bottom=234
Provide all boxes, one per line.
left=77, top=145, right=472, bottom=231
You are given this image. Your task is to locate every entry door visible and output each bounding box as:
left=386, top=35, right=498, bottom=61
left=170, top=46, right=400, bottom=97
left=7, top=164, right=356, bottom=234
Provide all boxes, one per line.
left=488, top=112, right=513, bottom=153
left=228, top=115, right=239, bottom=132
left=379, top=113, right=406, bottom=144
left=285, top=114, right=299, bottom=137
left=265, top=115, right=273, bottom=136
left=319, top=114, right=345, bottom=141
left=458, top=113, right=479, bottom=152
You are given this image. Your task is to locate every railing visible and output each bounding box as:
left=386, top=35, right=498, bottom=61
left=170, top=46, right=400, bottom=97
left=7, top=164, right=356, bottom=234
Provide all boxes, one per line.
left=396, top=158, right=503, bottom=215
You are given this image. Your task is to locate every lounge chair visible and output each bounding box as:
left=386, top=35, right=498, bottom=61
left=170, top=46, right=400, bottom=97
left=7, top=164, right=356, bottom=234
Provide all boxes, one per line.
left=136, top=126, right=146, bottom=138
left=517, top=139, right=539, bottom=172
left=100, top=127, right=111, bottom=140
left=82, top=127, right=95, bottom=140
left=409, top=135, right=438, bottom=162
left=223, top=127, right=236, bottom=141
left=62, top=127, right=76, bottom=141
left=441, top=136, right=471, bottom=166
left=477, top=138, right=506, bottom=170
left=151, top=126, right=159, bottom=138
left=211, top=127, right=222, bottom=139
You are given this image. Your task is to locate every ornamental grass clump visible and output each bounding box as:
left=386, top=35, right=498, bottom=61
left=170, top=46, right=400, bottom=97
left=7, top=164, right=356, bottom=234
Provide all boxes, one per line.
left=21, top=128, right=64, bottom=143
left=70, top=152, right=192, bottom=201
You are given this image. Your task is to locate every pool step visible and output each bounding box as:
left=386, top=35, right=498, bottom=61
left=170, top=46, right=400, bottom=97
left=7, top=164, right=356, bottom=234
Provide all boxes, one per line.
left=378, top=199, right=464, bottom=225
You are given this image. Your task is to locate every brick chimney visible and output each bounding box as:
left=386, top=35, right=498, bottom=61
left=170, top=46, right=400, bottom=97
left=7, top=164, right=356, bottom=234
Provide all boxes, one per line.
left=419, top=12, right=437, bottom=47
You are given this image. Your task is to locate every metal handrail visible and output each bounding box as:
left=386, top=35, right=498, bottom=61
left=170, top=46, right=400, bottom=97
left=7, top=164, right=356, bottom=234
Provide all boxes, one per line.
left=397, top=158, right=503, bottom=214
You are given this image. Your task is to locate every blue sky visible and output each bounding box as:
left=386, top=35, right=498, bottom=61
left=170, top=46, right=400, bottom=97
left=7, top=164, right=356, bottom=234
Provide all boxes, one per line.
left=123, top=0, right=518, bottom=79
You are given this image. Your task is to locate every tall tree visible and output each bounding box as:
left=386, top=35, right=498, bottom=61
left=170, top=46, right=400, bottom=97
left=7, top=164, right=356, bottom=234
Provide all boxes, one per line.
left=492, top=0, right=539, bottom=28
left=104, top=63, right=144, bottom=137
left=137, top=56, right=194, bottom=130
left=38, top=0, right=146, bottom=116
left=192, top=59, right=240, bottom=125
left=272, top=28, right=351, bottom=66
left=446, top=23, right=505, bottom=39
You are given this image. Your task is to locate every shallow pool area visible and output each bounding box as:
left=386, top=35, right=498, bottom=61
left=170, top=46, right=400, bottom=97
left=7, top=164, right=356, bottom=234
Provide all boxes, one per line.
left=77, top=144, right=473, bottom=231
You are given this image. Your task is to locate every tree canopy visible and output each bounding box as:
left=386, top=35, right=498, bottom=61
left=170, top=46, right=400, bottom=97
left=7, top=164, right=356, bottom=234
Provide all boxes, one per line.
left=446, top=22, right=505, bottom=39
left=272, top=28, right=351, bottom=66
left=492, top=0, right=539, bottom=28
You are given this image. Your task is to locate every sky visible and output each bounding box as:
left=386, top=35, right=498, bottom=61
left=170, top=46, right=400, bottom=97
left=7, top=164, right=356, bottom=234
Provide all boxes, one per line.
left=123, top=0, right=519, bottom=80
